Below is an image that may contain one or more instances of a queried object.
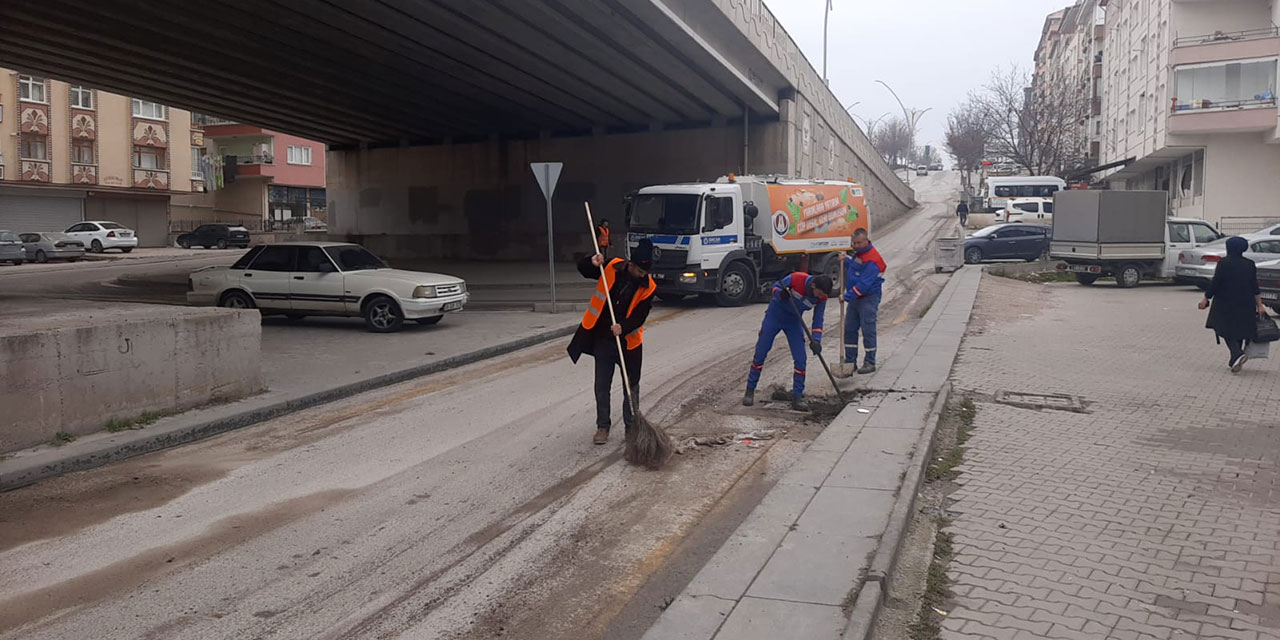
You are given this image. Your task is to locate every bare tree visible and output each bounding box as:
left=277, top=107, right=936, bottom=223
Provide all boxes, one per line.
left=971, top=66, right=1089, bottom=176
left=871, top=117, right=913, bottom=167
left=945, top=97, right=990, bottom=193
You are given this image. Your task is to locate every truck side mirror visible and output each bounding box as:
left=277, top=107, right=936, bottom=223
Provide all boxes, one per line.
left=744, top=203, right=759, bottom=221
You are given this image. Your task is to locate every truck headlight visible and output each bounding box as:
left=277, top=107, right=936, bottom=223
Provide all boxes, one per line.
left=679, top=272, right=697, bottom=284
left=413, top=285, right=438, bottom=299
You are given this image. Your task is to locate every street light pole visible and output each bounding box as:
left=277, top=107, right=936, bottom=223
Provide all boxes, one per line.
left=875, top=80, right=931, bottom=186
left=823, top=0, right=832, bottom=84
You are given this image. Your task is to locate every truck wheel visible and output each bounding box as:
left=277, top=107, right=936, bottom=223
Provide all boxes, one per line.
left=715, top=262, right=755, bottom=307
left=1116, top=264, right=1142, bottom=288
left=1075, top=273, right=1099, bottom=286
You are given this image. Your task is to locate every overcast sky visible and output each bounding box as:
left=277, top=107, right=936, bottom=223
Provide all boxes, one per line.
left=767, top=0, right=1072, bottom=161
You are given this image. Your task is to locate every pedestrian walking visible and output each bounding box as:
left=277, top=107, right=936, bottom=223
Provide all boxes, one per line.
left=568, top=238, right=657, bottom=444
left=596, top=219, right=611, bottom=258
left=1198, top=236, right=1271, bottom=372
left=842, top=228, right=887, bottom=374
left=742, top=272, right=834, bottom=412
left=956, top=200, right=970, bottom=227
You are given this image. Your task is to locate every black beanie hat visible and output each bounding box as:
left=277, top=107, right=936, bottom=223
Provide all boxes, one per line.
left=632, top=238, right=654, bottom=270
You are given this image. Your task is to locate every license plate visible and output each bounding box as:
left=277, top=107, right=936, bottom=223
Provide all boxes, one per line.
left=442, top=301, right=463, bottom=312
left=1066, top=264, right=1101, bottom=274
left=1262, top=292, right=1279, bottom=300
left=652, top=273, right=666, bottom=280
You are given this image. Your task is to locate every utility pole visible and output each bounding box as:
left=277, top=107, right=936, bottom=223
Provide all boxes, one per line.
left=822, top=0, right=832, bottom=84
left=875, top=80, right=931, bottom=187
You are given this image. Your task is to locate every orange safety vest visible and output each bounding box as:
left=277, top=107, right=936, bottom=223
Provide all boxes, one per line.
left=597, top=225, right=611, bottom=248
left=581, top=258, right=657, bottom=350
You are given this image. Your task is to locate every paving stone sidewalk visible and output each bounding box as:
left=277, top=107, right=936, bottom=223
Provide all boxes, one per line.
left=642, top=267, right=982, bottom=640
left=943, top=277, right=1280, bottom=640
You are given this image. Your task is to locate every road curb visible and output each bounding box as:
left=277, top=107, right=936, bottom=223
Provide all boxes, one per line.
left=842, top=382, right=952, bottom=639
left=0, top=323, right=577, bottom=492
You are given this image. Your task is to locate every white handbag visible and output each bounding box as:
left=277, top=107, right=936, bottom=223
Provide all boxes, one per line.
left=1246, top=341, right=1270, bottom=359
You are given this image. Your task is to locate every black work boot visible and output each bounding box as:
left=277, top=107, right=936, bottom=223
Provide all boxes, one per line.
left=791, top=396, right=811, bottom=412
left=742, top=388, right=755, bottom=407
left=858, top=363, right=877, bottom=375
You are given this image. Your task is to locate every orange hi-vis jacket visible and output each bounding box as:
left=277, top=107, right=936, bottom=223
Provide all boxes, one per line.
left=581, top=258, right=656, bottom=350
left=597, top=224, right=611, bottom=248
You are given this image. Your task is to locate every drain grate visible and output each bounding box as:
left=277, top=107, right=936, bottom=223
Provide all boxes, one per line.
left=994, top=390, right=1085, bottom=412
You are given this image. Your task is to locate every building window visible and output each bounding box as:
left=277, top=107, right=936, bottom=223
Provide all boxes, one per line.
left=69, top=85, right=94, bottom=109
left=133, top=146, right=166, bottom=170
left=191, top=147, right=204, bottom=179
left=131, top=99, right=167, bottom=120
left=72, top=139, right=94, bottom=164
left=1193, top=150, right=1205, bottom=197
left=287, top=145, right=313, bottom=165
left=20, top=134, right=47, bottom=160
left=18, top=75, right=47, bottom=103
left=1174, top=59, right=1278, bottom=110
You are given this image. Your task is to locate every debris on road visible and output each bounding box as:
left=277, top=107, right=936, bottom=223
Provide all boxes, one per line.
left=674, top=430, right=779, bottom=454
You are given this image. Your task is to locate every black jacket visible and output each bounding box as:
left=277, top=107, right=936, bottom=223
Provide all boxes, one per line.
left=1205, top=255, right=1260, bottom=341
left=567, top=256, right=654, bottom=362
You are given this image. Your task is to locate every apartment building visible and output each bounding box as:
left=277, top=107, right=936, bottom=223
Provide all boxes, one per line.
left=1035, top=0, right=1107, bottom=167
left=1097, top=0, right=1279, bottom=226
left=172, top=117, right=326, bottom=229
left=0, top=68, right=198, bottom=246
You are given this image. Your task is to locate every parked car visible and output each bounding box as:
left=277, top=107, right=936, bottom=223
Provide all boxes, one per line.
left=994, top=197, right=1054, bottom=224
left=964, top=223, right=1050, bottom=263
left=187, top=242, right=468, bottom=333
left=1176, top=226, right=1280, bottom=289
left=0, top=231, right=25, bottom=265
left=278, top=216, right=328, bottom=233
left=929, top=163, right=944, bottom=171
left=64, top=221, right=138, bottom=253
left=916, top=166, right=929, bottom=176
left=1258, top=258, right=1280, bottom=314
left=177, top=224, right=251, bottom=249
left=19, top=232, right=85, bottom=262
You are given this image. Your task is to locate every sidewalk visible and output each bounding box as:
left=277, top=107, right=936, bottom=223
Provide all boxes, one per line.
left=642, top=266, right=982, bottom=640
left=940, top=278, right=1280, bottom=639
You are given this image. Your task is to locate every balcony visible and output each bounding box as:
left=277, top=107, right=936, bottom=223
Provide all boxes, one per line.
left=1172, top=58, right=1278, bottom=133
left=1171, top=27, right=1280, bottom=66
left=191, top=113, right=237, bottom=127
left=1169, top=100, right=1278, bottom=134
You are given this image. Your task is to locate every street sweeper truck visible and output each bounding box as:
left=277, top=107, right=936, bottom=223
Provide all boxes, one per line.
left=623, top=174, right=869, bottom=306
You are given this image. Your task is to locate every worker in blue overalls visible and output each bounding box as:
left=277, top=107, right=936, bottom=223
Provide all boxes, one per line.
left=742, top=272, right=834, bottom=412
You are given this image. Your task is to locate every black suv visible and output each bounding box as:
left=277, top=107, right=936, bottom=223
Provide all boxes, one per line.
left=177, top=224, right=251, bottom=249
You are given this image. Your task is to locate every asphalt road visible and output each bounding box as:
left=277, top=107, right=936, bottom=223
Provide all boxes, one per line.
left=0, top=172, right=963, bottom=640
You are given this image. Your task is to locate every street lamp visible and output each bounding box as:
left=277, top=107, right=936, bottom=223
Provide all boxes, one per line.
left=823, top=0, right=832, bottom=84
left=875, top=80, right=932, bottom=186
left=844, top=101, right=861, bottom=112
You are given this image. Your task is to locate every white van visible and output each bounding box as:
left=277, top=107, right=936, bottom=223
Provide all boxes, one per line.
left=985, top=176, right=1066, bottom=212
left=995, top=197, right=1054, bottom=224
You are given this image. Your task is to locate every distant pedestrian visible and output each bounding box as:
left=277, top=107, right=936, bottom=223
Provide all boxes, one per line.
left=842, top=229, right=886, bottom=374
left=956, top=201, right=970, bottom=227
left=596, top=219, right=611, bottom=258
left=1198, top=236, right=1271, bottom=372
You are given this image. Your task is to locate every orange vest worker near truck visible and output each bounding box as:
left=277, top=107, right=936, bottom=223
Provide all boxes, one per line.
left=596, top=220, right=611, bottom=257
left=568, top=239, right=656, bottom=445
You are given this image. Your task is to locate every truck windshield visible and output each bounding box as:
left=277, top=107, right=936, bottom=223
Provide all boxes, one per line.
left=629, top=194, right=700, bottom=235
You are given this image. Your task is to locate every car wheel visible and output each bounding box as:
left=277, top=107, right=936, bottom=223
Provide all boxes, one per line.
left=35, top=250, right=48, bottom=263
left=715, top=261, right=755, bottom=307
left=1116, top=263, right=1141, bottom=288
left=285, top=313, right=306, bottom=322
left=218, top=290, right=256, bottom=309
left=216, top=239, right=228, bottom=250
left=91, top=239, right=103, bottom=253
left=121, top=248, right=133, bottom=253
left=416, top=316, right=443, bottom=326
left=964, top=247, right=983, bottom=264
left=179, top=238, right=192, bottom=249
left=1075, top=273, right=1099, bottom=286
left=363, top=295, right=405, bottom=333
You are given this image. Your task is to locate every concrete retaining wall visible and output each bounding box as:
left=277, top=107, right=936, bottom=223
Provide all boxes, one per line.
left=0, top=304, right=263, bottom=453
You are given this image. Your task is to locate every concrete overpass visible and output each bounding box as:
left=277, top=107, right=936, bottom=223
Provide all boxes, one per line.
left=0, top=0, right=915, bottom=260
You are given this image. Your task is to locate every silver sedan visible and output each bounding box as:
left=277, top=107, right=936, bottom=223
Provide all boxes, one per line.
left=1176, top=232, right=1280, bottom=288
left=20, top=232, right=86, bottom=263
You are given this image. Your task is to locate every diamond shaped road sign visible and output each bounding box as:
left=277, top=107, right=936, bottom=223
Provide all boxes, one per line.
left=531, top=162, right=563, bottom=201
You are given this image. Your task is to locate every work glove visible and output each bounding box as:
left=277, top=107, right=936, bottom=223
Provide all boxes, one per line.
left=810, top=340, right=822, bottom=356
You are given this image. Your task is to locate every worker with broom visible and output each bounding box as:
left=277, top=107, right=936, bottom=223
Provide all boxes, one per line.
left=742, top=272, right=834, bottom=412
left=568, top=238, right=658, bottom=445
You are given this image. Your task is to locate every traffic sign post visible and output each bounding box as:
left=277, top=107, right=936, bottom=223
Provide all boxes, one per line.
left=531, top=162, right=563, bottom=311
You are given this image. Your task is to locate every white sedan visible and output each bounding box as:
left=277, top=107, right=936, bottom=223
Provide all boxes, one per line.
left=64, top=220, right=139, bottom=253
left=187, top=242, right=468, bottom=332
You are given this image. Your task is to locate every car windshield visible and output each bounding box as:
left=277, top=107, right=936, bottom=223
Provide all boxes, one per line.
left=99, top=222, right=126, bottom=230
left=324, top=245, right=386, bottom=271
left=629, top=193, right=700, bottom=234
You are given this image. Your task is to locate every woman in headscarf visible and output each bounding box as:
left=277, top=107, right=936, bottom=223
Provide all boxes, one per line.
left=1198, top=236, right=1271, bottom=372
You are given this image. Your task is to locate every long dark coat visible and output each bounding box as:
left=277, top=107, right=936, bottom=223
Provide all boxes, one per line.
left=1205, top=254, right=1260, bottom=341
